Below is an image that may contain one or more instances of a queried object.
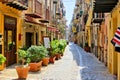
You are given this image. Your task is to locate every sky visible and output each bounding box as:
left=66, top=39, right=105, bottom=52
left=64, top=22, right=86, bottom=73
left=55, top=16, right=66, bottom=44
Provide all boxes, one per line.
left=62, top=0, right=75, bottom=26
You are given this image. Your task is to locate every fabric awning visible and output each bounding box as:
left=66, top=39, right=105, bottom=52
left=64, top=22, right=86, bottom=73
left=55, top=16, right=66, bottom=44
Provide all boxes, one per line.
left=47, top=26, right=59, bottom=32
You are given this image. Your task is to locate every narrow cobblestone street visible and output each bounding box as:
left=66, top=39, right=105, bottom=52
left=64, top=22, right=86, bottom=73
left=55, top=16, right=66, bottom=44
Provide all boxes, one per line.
left=0, top=42, right=116, bottom=80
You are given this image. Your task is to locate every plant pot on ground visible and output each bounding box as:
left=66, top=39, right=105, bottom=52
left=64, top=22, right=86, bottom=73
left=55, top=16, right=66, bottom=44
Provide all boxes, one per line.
left=38, top=45, right=49, bottom=66
left=0, top=54, right=6, bottom=65
left=27, top=45, right=44, bottom=72
left=55, top=53, right=61, bottom=60
left=57, top=39, right=67, bottom=57
left=42, top=57, right=49, bottom=66
left=48, top=50, right=56, bottom=64
left=0, top=54, right=6, bottom=70
left=84, top=42, right=90, bottom=52
left=15, top=49, right=30, bottom=79
left=49, top=56, right=56, bottom=64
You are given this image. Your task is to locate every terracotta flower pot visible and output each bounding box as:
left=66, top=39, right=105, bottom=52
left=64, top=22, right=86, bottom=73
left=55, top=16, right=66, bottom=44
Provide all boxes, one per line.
left=55, top=54, right=61, bottom=60
left=49, top=56, right=56, bottom=64
left=61, top=53, right=64, bottom=56
left=29, top=61, right=42, bottom=72
left=15, top=66, right=30, bottom=79
left=42, top=57, right=49, bottom=66
left=84, top=46, right=90, bottom=52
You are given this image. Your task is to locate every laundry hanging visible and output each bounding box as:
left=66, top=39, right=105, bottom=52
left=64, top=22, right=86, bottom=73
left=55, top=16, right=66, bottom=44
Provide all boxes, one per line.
left=111, top=27, right=120, bottom=52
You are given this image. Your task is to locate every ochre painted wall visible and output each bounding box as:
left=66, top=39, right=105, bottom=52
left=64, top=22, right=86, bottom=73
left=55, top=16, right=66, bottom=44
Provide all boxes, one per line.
left=116, top=6, right=120, bottom=80
left=0, top=2, right=22, bottom=70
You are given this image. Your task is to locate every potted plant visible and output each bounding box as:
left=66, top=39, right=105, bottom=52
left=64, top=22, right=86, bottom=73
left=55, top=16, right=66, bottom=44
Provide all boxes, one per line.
left=0, top=54, right=6, bottom=70
left=39, top=45, right=49, bottom=66
left=54, top=39, right=67, bottom=59
left=0, top=54, right=6, bottom=65
left=58, top=39, right=67, bottom=56
left=27, top=45, right=43, bottom=72
left=0, top=54, right=6, bottom=66
left=15, top=49, right=30, bottom=79
left=84, top=42, right=90, bottom=52
left=49, top=40, right=58, bottom=63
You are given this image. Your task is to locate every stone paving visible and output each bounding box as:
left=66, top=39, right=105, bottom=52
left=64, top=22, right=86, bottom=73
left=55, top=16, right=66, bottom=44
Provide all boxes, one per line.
left=0, top=42, right=117, bottom=80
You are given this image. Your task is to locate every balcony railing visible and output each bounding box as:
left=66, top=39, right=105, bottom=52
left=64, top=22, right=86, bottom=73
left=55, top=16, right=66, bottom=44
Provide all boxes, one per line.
left=25, top=0, right=42, bottom=18
left=92, top=13, right=104, bottom=23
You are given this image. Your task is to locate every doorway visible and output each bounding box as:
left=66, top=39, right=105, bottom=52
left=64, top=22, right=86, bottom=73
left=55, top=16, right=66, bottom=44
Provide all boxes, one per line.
left=26, top=32, right=33, bottom=47
left=4, top=16, right=17, bottom=67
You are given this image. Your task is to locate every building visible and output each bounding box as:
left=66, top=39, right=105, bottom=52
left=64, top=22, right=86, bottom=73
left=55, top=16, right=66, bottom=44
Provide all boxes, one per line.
left=0, top=0, right=66, bottom=70
left=0, top=0, right=28, bottom=70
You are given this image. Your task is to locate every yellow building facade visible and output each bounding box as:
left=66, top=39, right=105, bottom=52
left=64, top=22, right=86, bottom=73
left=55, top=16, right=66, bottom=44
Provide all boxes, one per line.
left=0, top=2, right=23, bottom=70
left=106, top=5, right=120, bottom=79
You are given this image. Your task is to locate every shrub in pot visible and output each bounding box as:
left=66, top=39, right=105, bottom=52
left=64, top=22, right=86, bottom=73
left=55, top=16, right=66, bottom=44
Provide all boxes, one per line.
left=15, top=49, right=30, bottom=79
left=27, top=45, right=43, bottom=72
left=84, top=42, right=90, bottom=52
left=0, top=54, right=6, bottom=70
left=58, top=39, right=67, bottom=56
left=50, top=40, right=60, bottom=60
left=51, top=39, right=67, bottom=60
left=0, top=54, right=6, bottom=65
left=39, top=45, right=49, bottom=66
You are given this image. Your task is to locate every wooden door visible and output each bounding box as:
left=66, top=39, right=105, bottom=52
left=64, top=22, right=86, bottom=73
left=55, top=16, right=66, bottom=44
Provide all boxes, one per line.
left=4, top=16, right=17, bottom=67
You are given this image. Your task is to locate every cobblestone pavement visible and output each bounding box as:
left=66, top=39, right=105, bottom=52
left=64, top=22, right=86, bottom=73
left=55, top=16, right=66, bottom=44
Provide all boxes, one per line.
left=0, top=42, right=117, bottom=80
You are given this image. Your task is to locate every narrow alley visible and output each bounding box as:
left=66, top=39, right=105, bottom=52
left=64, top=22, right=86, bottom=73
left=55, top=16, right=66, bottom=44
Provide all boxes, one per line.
left=0, top=42, right=116, bottom=80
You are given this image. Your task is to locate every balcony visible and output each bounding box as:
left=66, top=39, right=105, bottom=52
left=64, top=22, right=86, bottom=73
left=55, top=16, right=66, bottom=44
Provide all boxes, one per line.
left=92, top=13, right=104, bottom=23
left=93, top=0, right=118, bottom=13
left=5, top=0, right=28, bottom=10
left=25, top=0, right=42, bottom=18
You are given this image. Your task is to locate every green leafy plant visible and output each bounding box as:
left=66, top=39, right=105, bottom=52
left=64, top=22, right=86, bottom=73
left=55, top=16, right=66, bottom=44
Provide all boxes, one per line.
left=50, top=39, right=67, bottom=55
left=8, top=42, right=15, bottom=50
left=27, top=45, right=48, bottom=62
left=0, top=54, right=6, bottom=65
left=58, top=39, right=67, bottom=53
left=20, top=46, right=29, bottom=51
left=27, top=46, right=41, bottom=62
left=50, top=40, right=59, bottom=56
left=37, top=45, right=48, bottom=59
left=17, top=49, right=30, bottom=65
left=85, top=42, right=89, bottom=47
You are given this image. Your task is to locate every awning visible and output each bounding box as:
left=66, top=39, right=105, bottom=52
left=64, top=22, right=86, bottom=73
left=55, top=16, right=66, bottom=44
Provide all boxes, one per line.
left=25, top=13, right=42, bottom=18
left=86, top=8, right=92, bottom=27
left=39, top=19, right=49, bottom=23
left=25, top=15, right=45, bottom=26
left=6, top=1, right=28, bottom=10
left=47, top=26, right=59, bottom=32
left=93, top=0, right=118, bottom=13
